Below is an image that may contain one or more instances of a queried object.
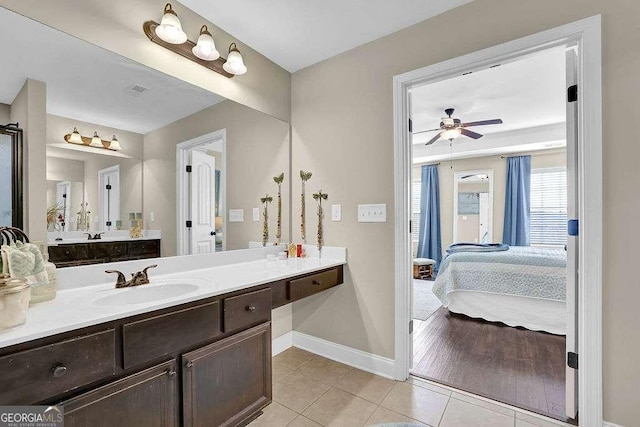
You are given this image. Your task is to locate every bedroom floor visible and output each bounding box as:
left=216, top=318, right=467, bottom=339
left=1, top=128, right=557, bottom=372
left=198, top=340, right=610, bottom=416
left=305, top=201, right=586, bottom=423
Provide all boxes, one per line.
left=411, top=307, right=571, bottom=424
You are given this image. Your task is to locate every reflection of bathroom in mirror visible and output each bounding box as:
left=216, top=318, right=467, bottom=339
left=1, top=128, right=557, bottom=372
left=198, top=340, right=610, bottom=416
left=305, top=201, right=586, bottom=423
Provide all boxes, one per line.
left=0, top=7, right=290, bottom=266
left=453, top=170, right=493, bottom=244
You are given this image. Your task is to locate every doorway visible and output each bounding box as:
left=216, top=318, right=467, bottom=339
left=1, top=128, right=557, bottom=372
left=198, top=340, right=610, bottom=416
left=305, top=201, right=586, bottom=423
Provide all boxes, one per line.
left=393, top=16, right=602, bottom=426
left=176, top=129, right=226, bottom=256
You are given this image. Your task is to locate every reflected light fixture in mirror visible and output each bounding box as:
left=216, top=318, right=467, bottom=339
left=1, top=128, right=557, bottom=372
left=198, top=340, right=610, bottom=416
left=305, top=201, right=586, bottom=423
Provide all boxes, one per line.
left=223, top=43, right=247, bottom=75
left=90, top=131, right=103, bottom=147
left=155, top=3, right=187, bottom=44
left=192, top=25, right=219, bottom=61
left=109, top=135, right=122, bottom=151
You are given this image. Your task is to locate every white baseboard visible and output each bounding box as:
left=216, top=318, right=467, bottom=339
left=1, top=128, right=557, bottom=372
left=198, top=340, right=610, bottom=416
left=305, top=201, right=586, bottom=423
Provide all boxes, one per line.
left=292, top=331, right=396, bottom=379
left=272, top=331, right=293, bottom=356
left=603, top=422, right=625, bottom=427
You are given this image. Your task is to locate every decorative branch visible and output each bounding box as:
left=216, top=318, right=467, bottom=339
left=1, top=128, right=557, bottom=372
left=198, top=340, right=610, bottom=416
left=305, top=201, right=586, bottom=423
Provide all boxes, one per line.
left=273, top=173, right=284, bottom=244
left=312, top=190, right=328, bottom=250
left=300, top=170, right=312, bottom=241
left=260, top=194, right=273, bottom=246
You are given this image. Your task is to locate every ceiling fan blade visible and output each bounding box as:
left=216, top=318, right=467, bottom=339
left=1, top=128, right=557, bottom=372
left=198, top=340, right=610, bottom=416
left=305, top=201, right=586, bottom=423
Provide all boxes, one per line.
left=462, top=119, right=503, bottom=127
left=425, top=132, right=443, bottom=146
left=460, top=128, right=483, bottom=139
left=412, top=127, right=441, bottom=135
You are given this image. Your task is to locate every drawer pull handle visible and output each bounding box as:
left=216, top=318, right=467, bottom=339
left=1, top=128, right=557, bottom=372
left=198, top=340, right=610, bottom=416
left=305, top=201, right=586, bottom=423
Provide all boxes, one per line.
left=312, top=280, right=322, bottom=286
left=185, top=361, right=194, bottom=370
left=166, top=369, right=177, bottom=378
left=247, top=305, right=257, bottom=312
left=52, top=364, right=67, bottom=378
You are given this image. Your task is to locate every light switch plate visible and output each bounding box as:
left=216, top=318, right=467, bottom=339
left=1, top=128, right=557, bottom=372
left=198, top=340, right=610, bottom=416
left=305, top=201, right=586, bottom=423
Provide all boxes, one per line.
left=229, top=209, right=244, bottom=222
left=358, top=204, right=387, bottom=223
left=331, top=204, right=342, bottom=222
left=150, top=212, right=155, bottom=222
left=253, top=208, right=260, bottom=221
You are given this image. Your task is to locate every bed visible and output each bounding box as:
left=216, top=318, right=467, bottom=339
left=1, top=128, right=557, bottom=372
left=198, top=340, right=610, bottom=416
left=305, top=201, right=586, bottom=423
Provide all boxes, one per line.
left=432, top=246, right=567, bottom=335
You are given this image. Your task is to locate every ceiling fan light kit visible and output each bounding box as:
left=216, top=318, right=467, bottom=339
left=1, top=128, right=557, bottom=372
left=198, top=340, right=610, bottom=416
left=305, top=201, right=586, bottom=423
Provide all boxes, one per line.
left=414, top=108, right=504, bottom=146
left=144, top=3, right=247, bottom=78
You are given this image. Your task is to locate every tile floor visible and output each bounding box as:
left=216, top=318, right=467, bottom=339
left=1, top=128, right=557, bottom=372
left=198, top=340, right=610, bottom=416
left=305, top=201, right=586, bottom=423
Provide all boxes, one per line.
left=249, top=347, right=575, bottom=427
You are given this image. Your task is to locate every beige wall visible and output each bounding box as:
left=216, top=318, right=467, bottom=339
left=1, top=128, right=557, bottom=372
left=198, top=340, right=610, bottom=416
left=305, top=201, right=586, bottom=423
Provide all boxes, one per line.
left=143, top=100, right=290, bottom=257
left=10, top=79, right=47, bottom=241
left=291, top=1, right=639, bottom=424
left=0, top=103, right=9, bottom=123
left=46, top=114, right=144, bottom=231
left=0, top=1, right=291, bottom=122
left=417, top=150, right=566, bottom=249
left=46, top=157, right=85, bottom=183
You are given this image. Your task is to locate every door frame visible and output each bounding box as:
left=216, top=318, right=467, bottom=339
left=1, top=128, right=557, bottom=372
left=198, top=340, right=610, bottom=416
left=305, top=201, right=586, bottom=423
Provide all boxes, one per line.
left=176, top=129, right=227, bottom=256
left=452, top=169, right=494, bottom=243
left=393, top=16, right=602, bottom=425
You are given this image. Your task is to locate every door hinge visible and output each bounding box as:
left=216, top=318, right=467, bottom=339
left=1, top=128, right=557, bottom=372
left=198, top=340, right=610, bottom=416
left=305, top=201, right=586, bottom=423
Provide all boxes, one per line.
left=409, top=320, right=414, bottom=334
left=409, top=220, right=412, bottom=234
left=568, top=219, right=579, bottom=236
left=186, top=220, right=192, bottom=228
left=567, top=352, right=578, bottom=369
left=186, top=165, right=192, bottom=173
left=408, top=118, right=413, bottom=133
left=105, top=184, right=112, bottom=190
left=567, top=85, right=578, bottom=102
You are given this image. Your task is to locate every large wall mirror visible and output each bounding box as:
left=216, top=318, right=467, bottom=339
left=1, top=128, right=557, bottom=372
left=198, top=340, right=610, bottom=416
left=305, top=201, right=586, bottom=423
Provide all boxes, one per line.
left=453, top=170, right=493, bottom=244
left=0, top=7, right=290, bottom=265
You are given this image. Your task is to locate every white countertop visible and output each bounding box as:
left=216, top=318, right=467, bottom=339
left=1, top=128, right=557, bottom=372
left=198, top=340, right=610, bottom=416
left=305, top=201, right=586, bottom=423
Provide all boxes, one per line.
left=47, top=230, right=162, bottom=245
left=0, top=246, right=346, bottom=349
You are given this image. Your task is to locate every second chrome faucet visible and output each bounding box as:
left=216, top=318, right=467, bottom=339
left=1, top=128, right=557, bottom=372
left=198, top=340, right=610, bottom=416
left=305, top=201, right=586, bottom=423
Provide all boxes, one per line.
left=106, top=265, right=158, bottom=288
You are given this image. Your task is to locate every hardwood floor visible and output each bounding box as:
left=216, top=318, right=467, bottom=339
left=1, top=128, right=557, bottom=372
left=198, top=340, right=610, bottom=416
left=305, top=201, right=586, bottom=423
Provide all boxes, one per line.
left=411, top=307, right=572, bottom=424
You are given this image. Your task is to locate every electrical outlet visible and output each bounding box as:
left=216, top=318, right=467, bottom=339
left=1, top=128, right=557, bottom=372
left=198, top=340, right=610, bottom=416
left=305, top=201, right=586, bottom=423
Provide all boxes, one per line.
left=331, top=204, right=342, bottom=221
left=357, top=204, right=387, bottom=223
left=229, top=209, right=244, bottom=222
left=150, top=212, right=155, bottom=222
left=253, top=208, right=260, bottom=221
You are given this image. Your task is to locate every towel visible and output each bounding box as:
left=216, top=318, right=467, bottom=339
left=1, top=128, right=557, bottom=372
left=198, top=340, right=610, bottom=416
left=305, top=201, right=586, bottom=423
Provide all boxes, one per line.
left=446, top=242, right=510, bottom=255
left=1, top=241, right=48, bottom=287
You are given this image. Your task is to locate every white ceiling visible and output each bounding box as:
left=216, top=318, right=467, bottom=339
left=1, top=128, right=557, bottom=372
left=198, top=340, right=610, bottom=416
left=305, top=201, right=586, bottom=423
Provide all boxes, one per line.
left=179, top=0, right=473, bottom=72
left=0, top=8, right=224, bottom=134
left=411, top=47, right=566, bottom=149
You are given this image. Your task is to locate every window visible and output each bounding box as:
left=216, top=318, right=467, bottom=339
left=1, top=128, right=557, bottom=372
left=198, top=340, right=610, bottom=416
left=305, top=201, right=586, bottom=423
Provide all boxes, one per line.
left=530, top=167, right=567, bottom=246
left=411, top=181, right=421, bottom=242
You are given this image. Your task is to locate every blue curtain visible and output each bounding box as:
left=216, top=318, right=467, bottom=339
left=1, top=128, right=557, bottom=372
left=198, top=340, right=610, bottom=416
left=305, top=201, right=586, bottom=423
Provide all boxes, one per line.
left=502, top=155, right=531, bottom=246
left=417, top=164, right=442, bottom=269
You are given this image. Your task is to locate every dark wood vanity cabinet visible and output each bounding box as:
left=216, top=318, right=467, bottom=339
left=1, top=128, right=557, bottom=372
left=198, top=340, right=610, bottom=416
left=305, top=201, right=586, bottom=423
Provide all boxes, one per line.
left=0, top=264, right=343, bottom=426
left=49, top=239, right=161, bottom=267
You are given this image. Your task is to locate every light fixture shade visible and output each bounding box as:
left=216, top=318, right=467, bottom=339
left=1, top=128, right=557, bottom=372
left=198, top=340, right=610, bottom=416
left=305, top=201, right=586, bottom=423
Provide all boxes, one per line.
left=192, top=25, right=219, bottom=61
left=441, top=128, right=462, bottom=140
left=155, top=3, right=187, bottom=44
left=109, top=135, right=122, bottom=151
left=223, top=43, right=247, bottom=75
left=69, top=127, right=83, bottom=144
left=90, top=132, right=103, bottom=147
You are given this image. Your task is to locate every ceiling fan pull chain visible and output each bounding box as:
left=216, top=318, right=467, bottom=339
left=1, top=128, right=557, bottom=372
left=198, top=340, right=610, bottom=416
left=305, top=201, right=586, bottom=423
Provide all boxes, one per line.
left=450, top=141, right=453, bottom=169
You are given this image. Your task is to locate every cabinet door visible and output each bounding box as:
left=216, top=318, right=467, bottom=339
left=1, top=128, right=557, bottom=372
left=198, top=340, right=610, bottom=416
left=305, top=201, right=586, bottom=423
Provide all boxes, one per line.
left=61, top=360, right=178, bottom=427
left=183, top=322, right=271, bottom=427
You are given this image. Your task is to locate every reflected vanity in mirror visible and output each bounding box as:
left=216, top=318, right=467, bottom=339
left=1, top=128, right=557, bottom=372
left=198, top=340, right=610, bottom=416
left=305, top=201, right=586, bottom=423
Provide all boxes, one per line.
left=453, top=170, right=493, bottom=244
left=0, top=7, right=290, bottom=267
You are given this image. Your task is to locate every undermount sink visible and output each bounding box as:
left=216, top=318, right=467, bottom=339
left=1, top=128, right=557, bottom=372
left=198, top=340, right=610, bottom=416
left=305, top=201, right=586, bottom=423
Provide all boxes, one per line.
left=94, top=283, right=200, bottom=306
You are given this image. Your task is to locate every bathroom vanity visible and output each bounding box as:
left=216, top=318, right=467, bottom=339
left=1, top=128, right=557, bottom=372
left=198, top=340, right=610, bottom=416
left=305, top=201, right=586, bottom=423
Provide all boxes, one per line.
left=49, top=239, right=162, bottom=267
left=0, top=248, right=345, bottom=426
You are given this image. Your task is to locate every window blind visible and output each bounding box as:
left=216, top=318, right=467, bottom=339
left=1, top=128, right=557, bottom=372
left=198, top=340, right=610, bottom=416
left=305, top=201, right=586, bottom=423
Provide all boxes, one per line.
left=530, top=168, right=567, bottom=246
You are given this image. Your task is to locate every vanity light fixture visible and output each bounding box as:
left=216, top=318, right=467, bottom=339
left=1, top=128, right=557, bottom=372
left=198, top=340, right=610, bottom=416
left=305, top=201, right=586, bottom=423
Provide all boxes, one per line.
left=192, top=25, right=220, bottom=61
left=64, top=129, right=122, bottom=151
left=222, top=43, right=247, bottom=76
left=68, top=127, right=83, bottom=144
left=143, top=5, right=245, bottom=78
left=90, top=132, right=103, bottom=147
left=155, top=3, right=187, bottom=44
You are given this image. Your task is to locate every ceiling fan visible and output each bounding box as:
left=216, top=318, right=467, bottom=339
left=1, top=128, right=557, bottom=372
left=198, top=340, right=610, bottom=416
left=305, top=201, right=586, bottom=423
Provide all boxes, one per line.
left=414, top=108, right=503, bottom=146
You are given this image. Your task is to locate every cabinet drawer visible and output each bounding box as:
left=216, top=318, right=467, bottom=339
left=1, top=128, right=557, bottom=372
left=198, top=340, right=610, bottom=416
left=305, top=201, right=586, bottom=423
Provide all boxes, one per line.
left=0, top=330, right=115, bottom=404
left=128, top=240, right=160, bottom=256
left=123, top=301, right=221, bottom=369
left=49, top=244, right=90, bottom=263
left=91, top=242, right=127, bottom=259
left=289, top=268, right=341, bottom=301
left=223, top=288, right=271, bottom=333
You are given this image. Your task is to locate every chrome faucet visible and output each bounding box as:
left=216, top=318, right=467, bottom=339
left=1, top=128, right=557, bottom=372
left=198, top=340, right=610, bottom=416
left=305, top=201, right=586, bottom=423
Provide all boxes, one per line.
left=106, top=265, right=158, bottom=288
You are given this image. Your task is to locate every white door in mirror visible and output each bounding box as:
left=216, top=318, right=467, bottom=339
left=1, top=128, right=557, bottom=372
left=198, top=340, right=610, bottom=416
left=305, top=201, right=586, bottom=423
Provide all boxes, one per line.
left=190, top=150, right=217, bottom=254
